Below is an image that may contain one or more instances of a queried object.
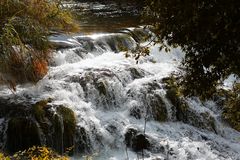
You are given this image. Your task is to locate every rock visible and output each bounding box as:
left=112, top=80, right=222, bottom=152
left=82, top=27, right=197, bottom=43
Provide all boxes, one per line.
left=129, top=106, right=142, bottom=119
left=128, top=67, right=144, bottom=79
left=129, top=95, right=168, bottom=121
left=150, top=94, right=168, bottom=122
left=75, top=127, right=91, bottom=153
left=0, top=98, right=78, bottom=154
left=6, top=118, right=41, bottom=153
left=32, top=98, right=52, bottom=122
left=162, top=77, right=217, bottom=132
left=128, top=82, right=168, bottom=122
left=132, top=134, right=150, bottom=151
left=96, top=81, right=107, bottom=95
left=125, top=128, right=150, bottom=152
left=125, top=128, right=138, bottom=147
left=56, top=105, right=76, bottom=152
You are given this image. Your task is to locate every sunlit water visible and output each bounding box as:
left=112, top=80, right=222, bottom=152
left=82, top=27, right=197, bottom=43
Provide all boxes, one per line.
left=0, top=1, right=240, bottom=159
left=1, top=28, right=240, bottom=159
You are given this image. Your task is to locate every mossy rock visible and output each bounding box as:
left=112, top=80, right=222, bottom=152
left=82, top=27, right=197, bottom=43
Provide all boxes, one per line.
left=2, top=98, right=78, bottom=155
left=6, top=118, right=41, bottom=153
left=56, top=106, right=76, bottom=134
left=199, top=112, right=217, bottom=132
left=162, top=76, right=189, bottom=121
left=163, top=76, right=181, bottom=106
left=32, top=99, right=52, bottom=122
left=32, top=100, right=77, bottom=154
left=166, top=88, right=180, bottom=107
left=56, top=106, right=77, bottom=153
left=150, top=94, right=168, bottom=122
left=96, top=81, right=107, bottom=95
left=162, top=76, right=217, bottom=132
left=125, top=128, right=138, bottom=147
left=223, top=98, right=240, bottom=131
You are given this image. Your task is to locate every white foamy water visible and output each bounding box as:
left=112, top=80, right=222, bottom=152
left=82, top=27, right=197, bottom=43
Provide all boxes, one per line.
left=0, top=29, right=239, bottom=160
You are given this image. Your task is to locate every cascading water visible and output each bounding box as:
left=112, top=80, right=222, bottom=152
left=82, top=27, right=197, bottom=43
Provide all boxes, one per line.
left=0, top=27, right=240, bottom=160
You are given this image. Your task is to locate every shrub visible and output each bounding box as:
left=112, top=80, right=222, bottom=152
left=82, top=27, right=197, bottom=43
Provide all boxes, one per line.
left=222, top=83, right=240, bottom=131
left=13, top=146, right=69, bottom=160
left=0, top=152, right=10, bottom=160
left=0, top=0, right=79, bottom=85
left=144, top=0, right=240, bottom=99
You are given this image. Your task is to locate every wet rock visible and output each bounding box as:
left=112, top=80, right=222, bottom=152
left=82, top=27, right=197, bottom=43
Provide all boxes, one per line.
left=125, top=128, right=150, bottom=151
left=149, top=94, right=168, bottom=122
left=96, top=81, right=107, bottom=95
left=7, top=117, right=41, bottom=153
left=129, top=106, right=142, bottom=119
left=56, top=105, right=76, bottom=152
left=32, top=98, right=52, bottom=122
left=0, top=98, right=78, bottom=154
left=128, top=67, right=144, bottom=79
left=187, top=111, right=217, bottom=133
left=127, top=81, right=168, bottom=121
left=162, top=77, right=217, bottom=132
left=201, top=135, right=209, bottom=141
left=125, top=128, right=138, bottom=147
left=132, top=134, right=150, bottom=151
left=75, top=127, right=91, bottom=154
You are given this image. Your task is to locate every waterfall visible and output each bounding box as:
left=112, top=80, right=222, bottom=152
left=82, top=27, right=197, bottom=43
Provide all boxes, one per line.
left=0, top=27, right=240, bottom=160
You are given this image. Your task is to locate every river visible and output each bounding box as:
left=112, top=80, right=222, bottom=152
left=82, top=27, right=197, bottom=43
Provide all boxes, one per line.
left=0, top=1, right=240, bottom=160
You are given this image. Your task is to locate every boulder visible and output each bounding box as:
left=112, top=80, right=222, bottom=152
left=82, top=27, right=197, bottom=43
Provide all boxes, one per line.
left=0, top=98, right=78, bottom=154
left=7, top=118, right=41, bottom=153
left=125, top=128, right=150, bottom=151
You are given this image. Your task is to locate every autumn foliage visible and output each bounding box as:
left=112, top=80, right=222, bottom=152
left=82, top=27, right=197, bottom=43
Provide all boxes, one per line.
left=0, top=0, right=79, bottom=85
left=0, top=146, right=69, bottom=160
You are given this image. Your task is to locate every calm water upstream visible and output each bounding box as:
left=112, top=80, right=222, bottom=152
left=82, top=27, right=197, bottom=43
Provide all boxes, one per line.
left=70, top=0, right=143, bottom=33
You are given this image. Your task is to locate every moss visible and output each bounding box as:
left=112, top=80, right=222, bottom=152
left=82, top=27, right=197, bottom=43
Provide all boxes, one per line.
left=162, top=76, right=181, bottom=106
left=32, top=98, right=52, bottom=122
left=223, top=98, right=240, bottom=131
left=219, top=83, right=240, bottom=132
left=162, top=76, right=189, bottom=121
left=166, top=88, right=180, bottom=107
left=200, top=112, right=217, bottom=133
left=151, top=94, right=168, bottom=122
left=57, top=106, right=76, bottom=132
left=56, top=106, right=76, bottom=153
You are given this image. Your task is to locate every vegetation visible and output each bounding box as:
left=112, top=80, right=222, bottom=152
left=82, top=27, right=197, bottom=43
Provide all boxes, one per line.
left=144, top=0, right=240, bottom=99
left=0, top=152, right=10, bottom=160
left=162, top=76, right=189, bottom=121
left=222, top=83, right=240, bottom=131
left=1, top=146, right=69, bottom=160
left=0, top=0, right=79, bottom=85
